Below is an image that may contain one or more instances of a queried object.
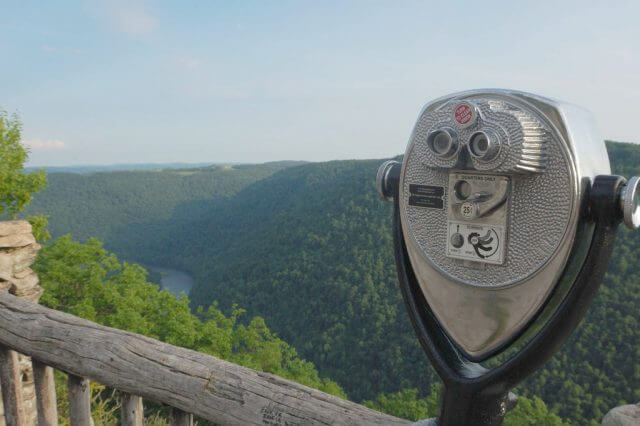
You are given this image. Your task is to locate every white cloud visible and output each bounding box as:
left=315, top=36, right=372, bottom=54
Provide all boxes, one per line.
left=91, top=1, right=157, bottom=36
left=113, top=8, right=156, bottom=36
left=23, top=139, right=66, bottom=151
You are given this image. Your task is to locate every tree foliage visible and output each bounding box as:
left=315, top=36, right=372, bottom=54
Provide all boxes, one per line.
left=34, top=235, right=346, bottom=399
left=504, top=396, right=569, bottom=426
left=363, top=386, right=441, bottom=422
left=364, top=386, right=568, bottom=425
left=0, top=111, right=46, bottom=217
left=25, top=161, right=301, bottom=251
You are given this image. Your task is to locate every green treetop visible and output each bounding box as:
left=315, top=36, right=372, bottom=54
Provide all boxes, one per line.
left=0, top=111, right=46, bottom=217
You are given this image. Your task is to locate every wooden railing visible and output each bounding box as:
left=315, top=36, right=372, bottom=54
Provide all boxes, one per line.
left=0, top=291, right=409, bottom=426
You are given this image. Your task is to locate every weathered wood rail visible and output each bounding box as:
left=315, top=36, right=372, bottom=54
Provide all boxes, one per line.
left=0, top=291, right=409, bottom=425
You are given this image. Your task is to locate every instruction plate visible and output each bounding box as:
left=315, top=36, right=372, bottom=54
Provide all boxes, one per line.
left=447, top=221, right=506, bottom=265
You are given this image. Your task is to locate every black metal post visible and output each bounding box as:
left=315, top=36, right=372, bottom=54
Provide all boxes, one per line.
left=438, top=386, right=508, bottom=426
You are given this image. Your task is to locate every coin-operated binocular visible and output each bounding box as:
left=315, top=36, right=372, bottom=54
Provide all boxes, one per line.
left=377, top=89, right=640, bottom=426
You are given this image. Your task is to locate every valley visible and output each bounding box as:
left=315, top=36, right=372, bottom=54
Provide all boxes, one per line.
left=24, top=141, right=640, bottom=424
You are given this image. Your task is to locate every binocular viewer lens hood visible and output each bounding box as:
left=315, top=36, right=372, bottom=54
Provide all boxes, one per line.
left=378, top=89, right=639, bottom=425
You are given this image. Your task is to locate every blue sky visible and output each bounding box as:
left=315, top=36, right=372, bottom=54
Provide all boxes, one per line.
left=2, top=1, right=639, bottom=166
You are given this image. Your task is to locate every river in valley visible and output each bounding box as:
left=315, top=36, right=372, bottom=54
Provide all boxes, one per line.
left=146, top=266, right=194, bottom=297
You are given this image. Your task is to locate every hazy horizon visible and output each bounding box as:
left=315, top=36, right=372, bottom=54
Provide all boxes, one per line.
left=26, top=138, right=638, bottom=169
left=26, top=159, right=301, bottom=169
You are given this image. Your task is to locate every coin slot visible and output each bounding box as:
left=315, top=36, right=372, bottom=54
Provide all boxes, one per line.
left=454, top=180, right=471, bottom=200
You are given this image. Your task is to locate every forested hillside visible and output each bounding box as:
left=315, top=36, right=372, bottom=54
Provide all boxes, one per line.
left=27, top=141, right=640, bottom=424
left=26, top=161, right=302, bottom=257
left=33, top=235, right=345, bottom=424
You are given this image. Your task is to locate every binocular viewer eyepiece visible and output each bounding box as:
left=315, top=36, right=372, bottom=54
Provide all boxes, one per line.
left=377, top=89, right=639, bottom=425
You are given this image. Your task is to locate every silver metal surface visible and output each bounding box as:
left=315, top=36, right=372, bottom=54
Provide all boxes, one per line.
left=398, top=89, right=610, bottom=358
left=376, top=160, right=399, bottom=201
left=621, top=176, right=640, bottom=229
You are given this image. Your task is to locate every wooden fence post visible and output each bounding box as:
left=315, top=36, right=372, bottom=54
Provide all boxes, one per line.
left=121, top=393, right=143, bottom=426
left=32, top=360, right=57, bottom=426
left=171, top=408, right=193, bottom=426
left=68, top=375, right=91, bottom=426
left=0, top=346, right=26, bottom=426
